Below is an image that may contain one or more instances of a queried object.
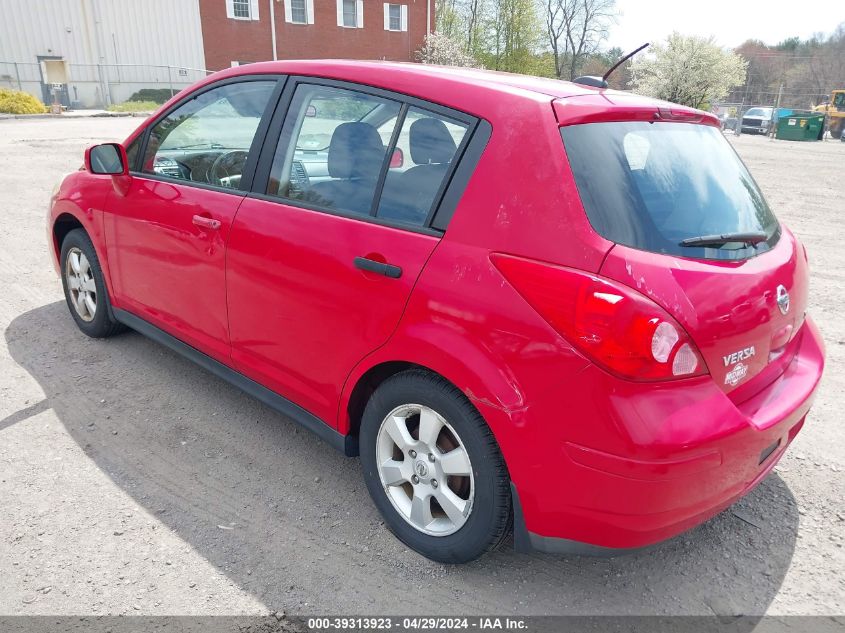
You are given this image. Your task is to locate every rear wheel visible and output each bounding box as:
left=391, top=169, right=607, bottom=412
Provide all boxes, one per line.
left=360, top=370, right=512, bottom=563
left=60, top=229, right=124, bottom=338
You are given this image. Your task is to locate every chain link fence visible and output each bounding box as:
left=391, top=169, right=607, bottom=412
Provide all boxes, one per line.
left=712, top=99, right=843, bottom=141
left=0, top=61, right=212, bottom=109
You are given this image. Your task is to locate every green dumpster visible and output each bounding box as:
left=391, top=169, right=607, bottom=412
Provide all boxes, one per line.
left=775, top=113, right=824, bottom=141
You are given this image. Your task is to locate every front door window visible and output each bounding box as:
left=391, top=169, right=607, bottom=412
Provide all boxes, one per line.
left=141, top=81, right=276, bottom=189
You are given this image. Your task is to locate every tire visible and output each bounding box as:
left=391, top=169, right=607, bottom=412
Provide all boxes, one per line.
left=360, top=369, right=512, bottom=563
left=60, top=228, right=125, bottom=338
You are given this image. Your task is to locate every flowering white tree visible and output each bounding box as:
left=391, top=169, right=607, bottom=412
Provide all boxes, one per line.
left=632, top=33, right=747, bottom=109
left=416, top=33, right=480, bottom=67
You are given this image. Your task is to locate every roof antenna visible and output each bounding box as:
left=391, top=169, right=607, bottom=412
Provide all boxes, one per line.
left=573, top=42, right=650, bottom=89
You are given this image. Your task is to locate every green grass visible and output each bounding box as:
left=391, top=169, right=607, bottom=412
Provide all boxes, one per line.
left=107, top=101, right=159, bottom=113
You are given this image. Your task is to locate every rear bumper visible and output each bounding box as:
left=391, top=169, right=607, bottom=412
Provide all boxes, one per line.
left=495, top=316, right=824, bottom=554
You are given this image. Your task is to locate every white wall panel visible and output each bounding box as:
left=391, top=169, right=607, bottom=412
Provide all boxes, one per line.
left=0, top=0, right=205, bottom=69
left=0, top=0, right=206, bottom=106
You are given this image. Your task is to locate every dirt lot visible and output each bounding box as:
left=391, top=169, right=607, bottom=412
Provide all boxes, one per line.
left=0, top=117, right=843, bottom=617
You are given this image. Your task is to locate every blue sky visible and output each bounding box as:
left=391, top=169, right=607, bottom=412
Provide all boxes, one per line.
left=607, top=0, right=844, bottom=51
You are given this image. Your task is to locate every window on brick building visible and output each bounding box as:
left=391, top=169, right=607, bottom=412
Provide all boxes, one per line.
left=338, top=0, right=362, bottom=28
left=383, top=3, right=407, bottom=31
left=343, top=0, right=356, bottom=27
left=233, top=0, right=250, bottom=18
left=285, top=0, right=313, bottom=24
left=226, top=0, right=258, bottom=20
left=290, top=0, right=307, bottom=23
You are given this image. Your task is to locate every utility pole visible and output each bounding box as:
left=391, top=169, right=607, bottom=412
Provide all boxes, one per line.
left=269, top=0, right=278, bottom=61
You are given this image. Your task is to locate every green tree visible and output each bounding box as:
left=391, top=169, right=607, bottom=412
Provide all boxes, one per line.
left=632, top=33, right=747, bottom=109
left=487, top=0, right=542, bottom=73
left=435, top=0, right=463, bottom=39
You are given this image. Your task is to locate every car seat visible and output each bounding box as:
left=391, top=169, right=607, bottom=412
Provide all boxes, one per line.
left=309, top=122, right=385, bottom=215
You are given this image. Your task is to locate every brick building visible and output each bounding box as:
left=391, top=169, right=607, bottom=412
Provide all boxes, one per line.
left=199, top=0, right=433, bottom=71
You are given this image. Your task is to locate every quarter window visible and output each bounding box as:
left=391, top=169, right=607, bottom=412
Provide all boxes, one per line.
left=125, top=138, right=141, bottom=172
left=267, top=84, right=401, bottom=216
left=141, top=81, right=275, bottom=189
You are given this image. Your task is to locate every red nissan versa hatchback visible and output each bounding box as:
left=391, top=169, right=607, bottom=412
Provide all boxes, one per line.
left=48, top=61, right=824, bottom=563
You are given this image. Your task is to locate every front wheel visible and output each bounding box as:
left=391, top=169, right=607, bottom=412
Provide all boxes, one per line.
left=360, top=370, right=512, bottom=563
left=60, top=229, right=124, bottom=338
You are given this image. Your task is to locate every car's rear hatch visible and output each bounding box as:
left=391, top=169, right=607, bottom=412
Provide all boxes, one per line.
left=599, top=235, right=808, bottom=398
left=557, top=104, right=809, bottom=398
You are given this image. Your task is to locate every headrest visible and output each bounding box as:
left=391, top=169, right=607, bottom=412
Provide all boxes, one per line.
left=409, top=117, right=457, bottom=165
left=327, top=122, right=384, bottom=180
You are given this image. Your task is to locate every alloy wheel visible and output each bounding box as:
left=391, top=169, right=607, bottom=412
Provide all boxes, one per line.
left=376, top=403, right=474, bottom=536
left=65, top=246, right=97, bottom=322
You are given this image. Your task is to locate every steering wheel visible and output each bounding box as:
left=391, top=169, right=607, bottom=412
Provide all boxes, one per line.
left=209, top=150, right=249, bottom=188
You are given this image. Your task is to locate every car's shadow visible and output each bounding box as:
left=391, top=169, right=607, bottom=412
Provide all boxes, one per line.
left=5, top=302, right=799, bottom=617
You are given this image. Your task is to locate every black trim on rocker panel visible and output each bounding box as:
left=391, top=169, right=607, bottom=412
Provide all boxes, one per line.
left=113, top=308, right=359, bottom=457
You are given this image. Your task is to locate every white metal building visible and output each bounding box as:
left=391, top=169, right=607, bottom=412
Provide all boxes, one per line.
left=0, top=0, right=207, bottom=108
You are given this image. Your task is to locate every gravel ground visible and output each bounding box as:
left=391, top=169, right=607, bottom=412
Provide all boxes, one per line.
left=0, top=117, right=843, bottom=617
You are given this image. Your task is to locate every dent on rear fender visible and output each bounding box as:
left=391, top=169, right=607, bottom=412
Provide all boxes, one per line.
left=382, top=324, right=525, bottom=405
left=337, top=327, right=528, bottom=436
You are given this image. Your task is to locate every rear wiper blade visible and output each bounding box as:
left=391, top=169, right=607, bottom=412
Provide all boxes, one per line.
left=679, top=232, right=768, bottom=248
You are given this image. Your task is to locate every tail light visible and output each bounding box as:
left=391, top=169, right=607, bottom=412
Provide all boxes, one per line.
left=491, top=254, right=708, bottom=381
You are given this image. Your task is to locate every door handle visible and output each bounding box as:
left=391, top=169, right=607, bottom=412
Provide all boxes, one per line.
left=192, top=214, right=221, bottom=230
left=354, top=256, right=402, bottom=279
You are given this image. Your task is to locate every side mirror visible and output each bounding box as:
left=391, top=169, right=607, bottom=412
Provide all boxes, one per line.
left=389, top=147, right=404, bottom=169
left=85, top=143, right=128, bottom=176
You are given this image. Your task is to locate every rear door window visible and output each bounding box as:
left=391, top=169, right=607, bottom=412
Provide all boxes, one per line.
left=561, top=121, right=780, bottom=260
left=263, top=81, right=477, bottom=230
left=376, top=107, right=469, bottom=226
left=266, top=84, right=401, bottom=216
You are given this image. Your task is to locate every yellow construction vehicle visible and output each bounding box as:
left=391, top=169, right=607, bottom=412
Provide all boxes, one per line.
left=814, top=90, right=845, bottom=139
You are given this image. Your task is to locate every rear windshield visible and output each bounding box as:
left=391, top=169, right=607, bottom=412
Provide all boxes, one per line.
left=561, top=121, right=780, bottom=260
